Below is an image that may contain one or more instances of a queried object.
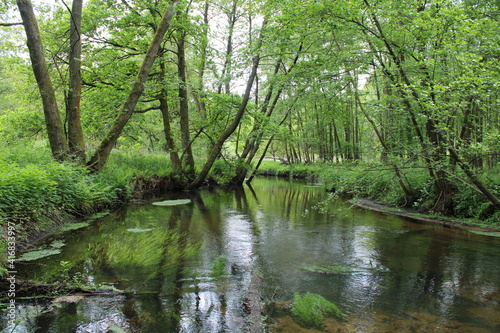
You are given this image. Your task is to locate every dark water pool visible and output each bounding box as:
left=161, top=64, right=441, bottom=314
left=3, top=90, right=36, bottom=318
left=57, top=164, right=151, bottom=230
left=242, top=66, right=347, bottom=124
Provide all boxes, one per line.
left=2, top=178, right=500, bottom=332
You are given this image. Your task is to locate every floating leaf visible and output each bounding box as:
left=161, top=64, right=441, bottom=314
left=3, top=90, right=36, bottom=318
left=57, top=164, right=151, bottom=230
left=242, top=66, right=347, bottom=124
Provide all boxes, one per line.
left=59, top=222, right=89, bottom=232
left=17, top=249, right=62, bottom=261
left=108, top=325, right=128, bottom=333
left=126, top=228, right=153, bottom=233
left=152, top=199, right=191, bottom=206
left=50, top=240, right=66, bottom=248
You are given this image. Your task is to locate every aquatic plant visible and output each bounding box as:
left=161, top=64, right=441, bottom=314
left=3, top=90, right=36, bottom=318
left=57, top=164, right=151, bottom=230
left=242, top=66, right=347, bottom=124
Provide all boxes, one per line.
left=152, top=199, right=191, bottom=206
left=17, top=248, right=62, bottom=261
left=209, top=255, right=228, bottom=279
left=126, top=228, right=154, bottom=233
left=17, top=239, right=66, bottom=261
left=291, top=292, right=343, bottom=329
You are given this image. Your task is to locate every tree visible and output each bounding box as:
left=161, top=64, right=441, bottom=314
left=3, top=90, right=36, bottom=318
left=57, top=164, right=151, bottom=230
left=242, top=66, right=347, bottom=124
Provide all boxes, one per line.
left=17, top=0, right=68, bottom=160
left=66, top=0, right=86, bottom=163
left=188, top=19, right=267, bottom=189
left=87, top=1, right=180, bottom=172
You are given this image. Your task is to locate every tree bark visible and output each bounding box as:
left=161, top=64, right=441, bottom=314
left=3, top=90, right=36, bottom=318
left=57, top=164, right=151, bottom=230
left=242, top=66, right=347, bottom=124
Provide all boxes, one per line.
left=217, top=0, right=238, bottom=94
left=17, top=0, right=68, bottom=160
left=177, top=27, right=195, bottom=176
left=66, top=0, right=86, bottom=163
left=87, top=1, right=179, bottom=172
left=159, top=60, right=181, bottom=172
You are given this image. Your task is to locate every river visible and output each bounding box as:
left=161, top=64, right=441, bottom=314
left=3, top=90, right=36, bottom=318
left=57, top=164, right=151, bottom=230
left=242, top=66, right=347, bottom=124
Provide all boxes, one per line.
left=2, top=177, right=500, bottom=332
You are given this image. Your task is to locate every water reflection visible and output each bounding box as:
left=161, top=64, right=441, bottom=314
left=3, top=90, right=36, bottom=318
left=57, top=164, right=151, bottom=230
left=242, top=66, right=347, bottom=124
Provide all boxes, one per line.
left=2, top=178, right=500, bottom=332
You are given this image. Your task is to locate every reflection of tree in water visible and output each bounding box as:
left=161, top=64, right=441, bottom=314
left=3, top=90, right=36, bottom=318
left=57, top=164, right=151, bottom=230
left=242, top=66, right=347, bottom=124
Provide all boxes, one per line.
left=7, top=180, right=500, bottom=332
left=120, top=203, right=196, bottom=332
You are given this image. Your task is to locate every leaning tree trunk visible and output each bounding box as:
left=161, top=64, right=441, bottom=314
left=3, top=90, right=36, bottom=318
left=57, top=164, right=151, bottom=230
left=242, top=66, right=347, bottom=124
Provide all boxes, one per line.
left=17, top=0, right=68, bottom=160
left=87, top=1, right=179, bottom=172
left=66, top=0, right=86, bottom=163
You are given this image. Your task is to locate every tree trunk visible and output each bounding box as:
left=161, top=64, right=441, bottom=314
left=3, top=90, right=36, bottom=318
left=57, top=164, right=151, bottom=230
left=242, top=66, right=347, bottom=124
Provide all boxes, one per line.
left=66, top=0, right=86, bottom=163
left=217, top=0, right=238, bottom=94
left=87, top=1, right=179, bottom=172
left=17, top=0, right=68, bottom=160
left=192, top=0, right=209, bottom=118
left=177, top=28, right=195, bottom=176
left=159, top=89, right=181, bottom=172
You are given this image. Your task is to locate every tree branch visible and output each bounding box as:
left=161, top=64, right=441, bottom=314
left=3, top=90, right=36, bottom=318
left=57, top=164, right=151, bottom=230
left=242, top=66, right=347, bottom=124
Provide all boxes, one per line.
left=0, top=22, right=23, bottom=26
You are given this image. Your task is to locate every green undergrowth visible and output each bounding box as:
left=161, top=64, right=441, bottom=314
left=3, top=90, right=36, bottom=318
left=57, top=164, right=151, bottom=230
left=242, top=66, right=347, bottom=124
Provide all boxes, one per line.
left=0, top=146, right=178, bottom=274
left=104, top=150, right=174, bottom=179
left=255, top=160, right=322, bottom=179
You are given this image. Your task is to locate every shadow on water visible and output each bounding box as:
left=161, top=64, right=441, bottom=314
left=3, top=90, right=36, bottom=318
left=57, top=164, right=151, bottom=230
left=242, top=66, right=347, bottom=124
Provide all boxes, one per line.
left=2, top=177, right=500, bottom=332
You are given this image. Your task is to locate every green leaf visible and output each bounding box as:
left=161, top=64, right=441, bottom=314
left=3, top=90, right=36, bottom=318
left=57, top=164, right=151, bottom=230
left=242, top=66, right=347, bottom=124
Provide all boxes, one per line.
left=126, top=228, right=153, bottom=233
left=152, top=199, right=191, bottom=206
left=17, top=249, right=62, bottom=261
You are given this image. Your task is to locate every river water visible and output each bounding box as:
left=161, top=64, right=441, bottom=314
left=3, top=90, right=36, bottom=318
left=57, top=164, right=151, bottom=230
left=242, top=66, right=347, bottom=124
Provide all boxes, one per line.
left=2, top=177, right=500, bottom=332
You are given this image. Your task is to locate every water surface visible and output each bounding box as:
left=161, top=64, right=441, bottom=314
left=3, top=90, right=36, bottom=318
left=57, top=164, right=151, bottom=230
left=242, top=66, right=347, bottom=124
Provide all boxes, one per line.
left=2, top=177, right=500, bottom=332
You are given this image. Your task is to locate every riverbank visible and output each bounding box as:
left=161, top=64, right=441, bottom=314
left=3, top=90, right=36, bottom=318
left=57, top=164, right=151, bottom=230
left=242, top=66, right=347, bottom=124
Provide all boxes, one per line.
left=2, top=157, right=499, bottom=275
left=256, top=161, right=500, bottom=231
left=350, top=198, right=500, bottom=236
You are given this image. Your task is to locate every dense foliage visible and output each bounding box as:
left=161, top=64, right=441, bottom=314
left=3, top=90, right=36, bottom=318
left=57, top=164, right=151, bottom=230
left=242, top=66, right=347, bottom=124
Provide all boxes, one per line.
left=0, top=0, right=499, bottom=232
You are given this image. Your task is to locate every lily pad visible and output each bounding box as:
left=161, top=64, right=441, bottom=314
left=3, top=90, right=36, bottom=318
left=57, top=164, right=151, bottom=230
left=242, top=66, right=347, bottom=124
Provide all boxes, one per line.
left=126, top=228, right=153, bottom=233
left=152, top=199, right=191, bottom=206
left=59, top=222, right=90, bottom=232
left=17, top=249, right=62, bottom=261
left=50, top=240, right=66, bottom=248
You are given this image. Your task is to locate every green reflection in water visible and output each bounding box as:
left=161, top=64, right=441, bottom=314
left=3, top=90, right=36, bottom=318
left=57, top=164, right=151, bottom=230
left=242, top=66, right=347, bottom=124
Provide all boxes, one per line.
left=3, top=177, right=500, bottom=333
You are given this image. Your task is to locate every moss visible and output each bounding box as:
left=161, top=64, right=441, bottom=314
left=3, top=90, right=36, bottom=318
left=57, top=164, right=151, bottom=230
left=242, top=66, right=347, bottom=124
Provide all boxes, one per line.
left=291, top=292, right=344, bottom=329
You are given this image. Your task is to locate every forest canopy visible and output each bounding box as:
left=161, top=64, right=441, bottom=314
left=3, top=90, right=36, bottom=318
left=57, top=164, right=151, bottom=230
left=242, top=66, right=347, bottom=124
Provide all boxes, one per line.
left=1, top=0, right=499, bottom=219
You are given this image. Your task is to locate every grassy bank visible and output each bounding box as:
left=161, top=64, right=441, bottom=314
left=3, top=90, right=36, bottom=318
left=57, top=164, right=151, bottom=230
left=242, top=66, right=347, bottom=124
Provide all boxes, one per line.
left=2, top=153, right=499, bottom=274
left=257, top=160, right=500, bottom=228
left=319, top=163, right=500, bottom=227
left=254, top=160, right=323, bottom=179
left=0, top=147, right=179, bottom=274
